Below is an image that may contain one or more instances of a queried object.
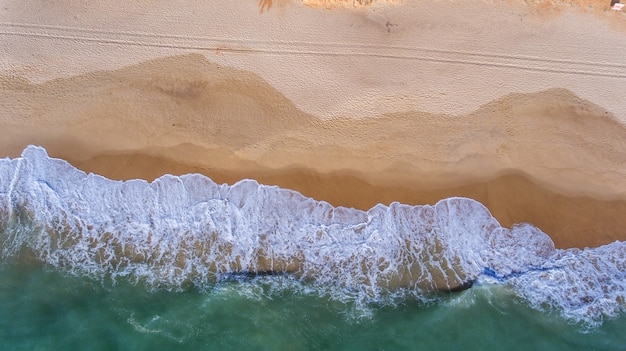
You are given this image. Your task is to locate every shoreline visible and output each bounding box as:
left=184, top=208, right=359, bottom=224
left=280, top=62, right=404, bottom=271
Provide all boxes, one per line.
left=68, top=150, right=626, bottom=250
left=2, top=1, right=626, bottom=251
left=2, top=53, right=626, bottom=250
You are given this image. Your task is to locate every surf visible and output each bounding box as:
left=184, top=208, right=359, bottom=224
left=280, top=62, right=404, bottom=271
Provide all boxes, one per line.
left=0, top=145, right=624, bottom=328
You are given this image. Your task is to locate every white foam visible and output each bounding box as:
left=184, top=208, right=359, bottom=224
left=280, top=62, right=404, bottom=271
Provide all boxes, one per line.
left=0, top=145, right=624, bottom=327
left=507, top=241, right=626, bottom=328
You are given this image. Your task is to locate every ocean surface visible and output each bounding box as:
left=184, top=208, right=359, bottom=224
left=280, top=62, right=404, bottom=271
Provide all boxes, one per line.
left=1, top=146, right=625, bottom=350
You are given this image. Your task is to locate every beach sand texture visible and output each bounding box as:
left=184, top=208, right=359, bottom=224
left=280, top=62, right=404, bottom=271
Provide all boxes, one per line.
left=1, top=0, right=626, bottom=252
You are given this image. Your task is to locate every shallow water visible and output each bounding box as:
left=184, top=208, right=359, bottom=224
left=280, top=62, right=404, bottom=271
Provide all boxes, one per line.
left=1, top=146, right=625, bottom=350
left=1, top=264, right=625, bottom=351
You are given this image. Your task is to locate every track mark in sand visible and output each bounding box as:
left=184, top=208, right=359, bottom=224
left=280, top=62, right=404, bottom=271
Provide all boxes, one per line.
left=1, top=22, right=625, bottom=79
left=4, top=22, right=623, bottom=68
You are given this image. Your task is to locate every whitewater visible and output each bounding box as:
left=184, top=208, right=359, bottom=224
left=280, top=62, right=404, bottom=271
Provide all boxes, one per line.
left=0, top=146, right=624, bottom=328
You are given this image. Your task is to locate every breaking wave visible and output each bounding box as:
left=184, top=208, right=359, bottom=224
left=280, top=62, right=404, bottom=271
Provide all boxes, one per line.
left=0, top=146, right=624, bottom=328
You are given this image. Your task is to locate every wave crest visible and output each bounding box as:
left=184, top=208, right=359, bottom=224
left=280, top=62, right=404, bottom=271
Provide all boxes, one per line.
left=0, top=146, right=624, bottom=327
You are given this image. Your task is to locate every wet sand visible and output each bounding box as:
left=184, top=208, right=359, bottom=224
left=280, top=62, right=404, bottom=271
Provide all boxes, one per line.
left=71, top=153, right=626, bottom=249
left=1, top=1, right=626, bottom=249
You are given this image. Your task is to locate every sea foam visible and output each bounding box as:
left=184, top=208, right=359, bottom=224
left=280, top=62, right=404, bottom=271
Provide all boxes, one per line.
left=0, top=146, right=624, bottom=327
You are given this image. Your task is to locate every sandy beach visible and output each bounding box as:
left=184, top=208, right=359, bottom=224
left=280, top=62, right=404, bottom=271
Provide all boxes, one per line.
left=2, top=0, right=626, bottom=249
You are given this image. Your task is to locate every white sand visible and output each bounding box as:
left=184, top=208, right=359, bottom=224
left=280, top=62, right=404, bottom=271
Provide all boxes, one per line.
left=2, top=0, right=625, bottom=118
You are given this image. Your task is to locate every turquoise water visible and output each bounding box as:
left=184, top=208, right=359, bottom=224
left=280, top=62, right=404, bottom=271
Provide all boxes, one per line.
left=1, top=147, right=625, bottom=350
left=1, top=263, right=625, bottom=351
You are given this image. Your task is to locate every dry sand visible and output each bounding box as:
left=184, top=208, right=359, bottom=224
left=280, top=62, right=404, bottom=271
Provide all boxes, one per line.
left=1, top=0, right=626, bottom=249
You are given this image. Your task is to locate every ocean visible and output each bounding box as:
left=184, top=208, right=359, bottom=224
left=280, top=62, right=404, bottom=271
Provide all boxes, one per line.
left=1, top=146, right=625, bottom=350
left=1, top=264, right=625, bottom=350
